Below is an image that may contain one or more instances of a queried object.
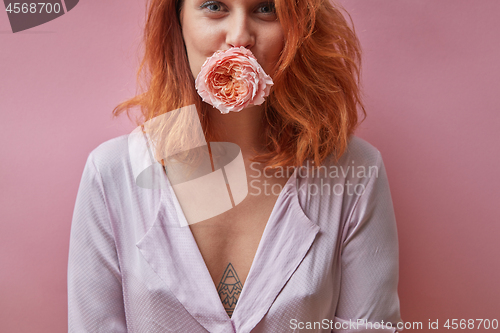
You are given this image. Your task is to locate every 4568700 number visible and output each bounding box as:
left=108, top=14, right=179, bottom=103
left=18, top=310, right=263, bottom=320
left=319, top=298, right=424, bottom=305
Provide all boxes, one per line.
left=5, top=3, right=62, bottom=14
left=444, top=319, right=498, bottom=330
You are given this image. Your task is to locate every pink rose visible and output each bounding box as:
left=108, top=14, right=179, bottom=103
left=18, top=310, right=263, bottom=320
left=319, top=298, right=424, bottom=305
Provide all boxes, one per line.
left=195, top=46, right=274, bottom=114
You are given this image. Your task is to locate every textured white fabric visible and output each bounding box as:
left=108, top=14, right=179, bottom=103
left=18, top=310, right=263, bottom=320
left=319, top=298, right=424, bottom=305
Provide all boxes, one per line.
left=67, top=134, right=403, bottom=332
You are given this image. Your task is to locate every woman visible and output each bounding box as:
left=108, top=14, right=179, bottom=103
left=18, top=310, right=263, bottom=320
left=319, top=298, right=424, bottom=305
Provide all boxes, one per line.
left=68, top=0, right=403, bottom=331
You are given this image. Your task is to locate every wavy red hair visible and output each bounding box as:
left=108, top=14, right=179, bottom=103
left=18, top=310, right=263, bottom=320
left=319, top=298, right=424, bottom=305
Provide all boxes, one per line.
left=112, top=0, right=366, bottom=168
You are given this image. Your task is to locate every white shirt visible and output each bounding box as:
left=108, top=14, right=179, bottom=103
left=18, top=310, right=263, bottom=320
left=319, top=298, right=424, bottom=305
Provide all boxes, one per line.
left=68, top=134, right=403, bottom=332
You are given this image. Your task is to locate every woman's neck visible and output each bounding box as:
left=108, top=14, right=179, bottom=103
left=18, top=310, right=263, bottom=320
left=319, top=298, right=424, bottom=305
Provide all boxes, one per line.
left=207, top=104, right=267, bottom=160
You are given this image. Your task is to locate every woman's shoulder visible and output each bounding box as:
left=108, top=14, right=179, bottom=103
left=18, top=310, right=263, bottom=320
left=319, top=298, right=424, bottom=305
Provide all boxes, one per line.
left=347, top=134, right=380, bottom=156
left=322, top=134, right=382, bottom=170
left=296, top=135, right=385, bottom=196
left=298, top=135, right=385, bottom=202
left=85, top=134, right=131, bottom=178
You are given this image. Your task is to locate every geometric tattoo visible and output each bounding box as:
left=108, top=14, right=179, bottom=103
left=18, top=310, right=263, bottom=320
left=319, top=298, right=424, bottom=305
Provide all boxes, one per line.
left=216, top=263, right=243, bottom=318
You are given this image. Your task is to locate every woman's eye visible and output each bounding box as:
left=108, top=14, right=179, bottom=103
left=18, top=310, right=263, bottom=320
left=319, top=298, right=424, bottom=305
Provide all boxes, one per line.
left=199, top=1, right=275, bottom=15
left=258, top=2, right=276, bottom=14
left=200, top=1, right=224, bottom=12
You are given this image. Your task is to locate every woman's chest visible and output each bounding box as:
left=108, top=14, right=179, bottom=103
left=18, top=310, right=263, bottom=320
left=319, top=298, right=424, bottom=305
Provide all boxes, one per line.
left=127, top=227, right=338, bottom=332
left=128, top=169, right=338, bottom=328
left=189, top=171, right=292, bottom=285
left=188, top=193, right=278, bottom=290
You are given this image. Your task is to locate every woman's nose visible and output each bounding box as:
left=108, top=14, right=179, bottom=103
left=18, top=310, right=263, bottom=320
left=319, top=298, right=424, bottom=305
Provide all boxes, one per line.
left=225, top=14, right=255, bottom=49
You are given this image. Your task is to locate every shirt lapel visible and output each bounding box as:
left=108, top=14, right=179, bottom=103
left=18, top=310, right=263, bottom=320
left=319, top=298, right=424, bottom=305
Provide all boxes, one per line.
left=136, top=180, right=234, bottom=333
left=230, top=170, right=320, bottom=333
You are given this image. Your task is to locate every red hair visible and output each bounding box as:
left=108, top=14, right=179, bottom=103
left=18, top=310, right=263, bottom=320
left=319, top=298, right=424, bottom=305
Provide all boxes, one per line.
left=112, top=0, right=366, bottom=168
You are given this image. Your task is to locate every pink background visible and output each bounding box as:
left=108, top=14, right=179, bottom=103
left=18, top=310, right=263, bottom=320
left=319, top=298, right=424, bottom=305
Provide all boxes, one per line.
left=1, top=0, right=499, bottom=331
